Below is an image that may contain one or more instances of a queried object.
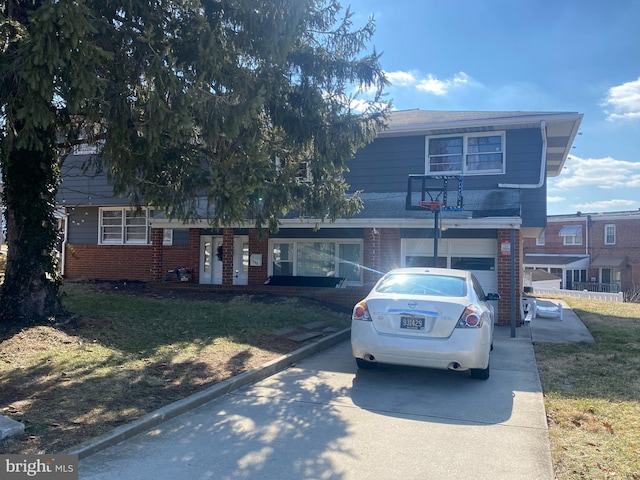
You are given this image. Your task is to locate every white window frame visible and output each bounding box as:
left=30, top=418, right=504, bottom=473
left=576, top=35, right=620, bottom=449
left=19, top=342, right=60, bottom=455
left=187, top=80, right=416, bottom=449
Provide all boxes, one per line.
left=99, top=207, right=153, bottom=245
left=163, top=229, right=173, bottom=246
left=269, top=239, right=363, bottom=285
left=563, top=234, right=582, bottom=246
left=604, top=224, right=616, bottom=245
left=425, top=132, right=506, bottom=175
left=536, top=230, right=545, bottom=246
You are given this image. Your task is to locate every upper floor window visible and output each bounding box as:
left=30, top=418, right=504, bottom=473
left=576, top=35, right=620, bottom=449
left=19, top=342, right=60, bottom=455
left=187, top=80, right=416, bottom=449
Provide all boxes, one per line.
left=604, top=224, right=616, bottom=245
left=426, top=133, right=505, bottom=175
left=536, top=230, right=545, bottom=246
left=72, top=140, right=104, bottom=155
left=559, top=225, right=582, bottom=246
left=99, top=207, right=152, bottom=245
left=274, top=157, right=311, bottom=183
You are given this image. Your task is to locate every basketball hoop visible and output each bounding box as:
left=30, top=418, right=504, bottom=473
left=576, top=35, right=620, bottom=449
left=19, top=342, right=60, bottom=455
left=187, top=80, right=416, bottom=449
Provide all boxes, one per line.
left=418, top=200, right=444, bottom=211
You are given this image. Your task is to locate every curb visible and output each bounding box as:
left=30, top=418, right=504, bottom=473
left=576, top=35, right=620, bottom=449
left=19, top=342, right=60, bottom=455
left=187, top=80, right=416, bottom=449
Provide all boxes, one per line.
left=64, top=327, right=351, bottom=459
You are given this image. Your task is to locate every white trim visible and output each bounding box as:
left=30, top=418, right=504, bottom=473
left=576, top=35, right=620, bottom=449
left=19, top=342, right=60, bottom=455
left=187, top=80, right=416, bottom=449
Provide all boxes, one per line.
left=98, top=207, right=152, bottom=245
left=150, top=216, right=523, bottom=230
left=425, top=131, right=506, bottom=176
left=604, top=224, right=616, bottom=245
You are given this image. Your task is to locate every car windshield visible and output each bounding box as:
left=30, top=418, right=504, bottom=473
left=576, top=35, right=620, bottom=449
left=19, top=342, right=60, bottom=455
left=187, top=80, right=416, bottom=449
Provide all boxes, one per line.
left=375, top=273, right=467, bottom=297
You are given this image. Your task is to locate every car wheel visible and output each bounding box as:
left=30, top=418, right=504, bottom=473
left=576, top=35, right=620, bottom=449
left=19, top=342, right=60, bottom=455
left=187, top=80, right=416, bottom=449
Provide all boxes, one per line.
left=470, top=362, right=490, bottom=380
left=355, top=358, right=376, bottom=369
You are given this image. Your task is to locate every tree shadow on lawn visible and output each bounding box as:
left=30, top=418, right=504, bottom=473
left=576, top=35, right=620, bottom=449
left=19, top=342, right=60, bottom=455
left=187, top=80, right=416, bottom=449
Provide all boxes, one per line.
left=0, top=325, right=304, bottom=455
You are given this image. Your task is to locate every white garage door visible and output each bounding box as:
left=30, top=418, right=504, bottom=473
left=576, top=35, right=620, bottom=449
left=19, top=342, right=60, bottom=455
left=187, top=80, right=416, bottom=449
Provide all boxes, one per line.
left=401, top=238, right=498, bottom=294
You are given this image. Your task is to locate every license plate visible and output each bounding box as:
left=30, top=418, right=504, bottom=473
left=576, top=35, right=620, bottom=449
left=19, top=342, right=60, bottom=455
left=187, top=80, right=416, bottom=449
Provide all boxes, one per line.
left=400, top=316, right=425, bottom=330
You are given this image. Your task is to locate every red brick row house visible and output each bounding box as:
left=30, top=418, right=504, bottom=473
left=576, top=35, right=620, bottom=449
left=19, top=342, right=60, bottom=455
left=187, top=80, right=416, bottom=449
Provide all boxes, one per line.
left=524, top=210, right=640, bottom=297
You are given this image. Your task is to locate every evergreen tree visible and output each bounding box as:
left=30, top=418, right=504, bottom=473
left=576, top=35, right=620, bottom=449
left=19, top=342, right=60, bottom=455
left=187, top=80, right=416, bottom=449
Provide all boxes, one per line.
left=0, top=0, right=388, bottom=324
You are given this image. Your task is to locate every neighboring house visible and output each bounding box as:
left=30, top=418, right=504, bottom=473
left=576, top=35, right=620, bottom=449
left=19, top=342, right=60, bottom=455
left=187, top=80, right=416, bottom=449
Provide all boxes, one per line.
left=524, top=269, right=562, bottom=291
left=57, top=109, right=583, bottom=326
left=524, top=210, right=640, bottom=296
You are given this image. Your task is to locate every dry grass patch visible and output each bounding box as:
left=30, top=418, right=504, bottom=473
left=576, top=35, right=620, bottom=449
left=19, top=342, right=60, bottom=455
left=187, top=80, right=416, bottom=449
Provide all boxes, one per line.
left=534, top=298, right=640, bottom=480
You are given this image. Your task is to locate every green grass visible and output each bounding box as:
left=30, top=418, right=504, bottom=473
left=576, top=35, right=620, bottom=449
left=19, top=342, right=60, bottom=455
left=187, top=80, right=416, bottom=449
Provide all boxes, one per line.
left=534, top=298, right=640, bottom=480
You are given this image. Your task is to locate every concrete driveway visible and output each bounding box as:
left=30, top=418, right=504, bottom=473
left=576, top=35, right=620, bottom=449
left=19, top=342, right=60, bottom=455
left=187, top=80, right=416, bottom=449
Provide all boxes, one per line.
left=78, top=324, right=554, bottom=480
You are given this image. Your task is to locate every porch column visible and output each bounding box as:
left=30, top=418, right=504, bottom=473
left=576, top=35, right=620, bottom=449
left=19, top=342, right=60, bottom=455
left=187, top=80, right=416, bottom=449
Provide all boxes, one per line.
left=248, top=228, right=269, bottom=285
left=497, top=229, right=523, bottom=327
left=150, top=228, right=164, bottom=282
left=222, top=228, right=234, bottom=286
left=188, top=228, right=200, bottom=283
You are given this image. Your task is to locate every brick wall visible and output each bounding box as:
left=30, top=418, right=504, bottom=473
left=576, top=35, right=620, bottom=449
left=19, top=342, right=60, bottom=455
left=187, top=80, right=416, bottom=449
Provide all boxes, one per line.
left=496, top=229, right=523, bottom=326
left=64, top=244, right=154, bottom=281
left=248, top=228, right=269, bottom=285
left=362, top=227, right=400, bottom=286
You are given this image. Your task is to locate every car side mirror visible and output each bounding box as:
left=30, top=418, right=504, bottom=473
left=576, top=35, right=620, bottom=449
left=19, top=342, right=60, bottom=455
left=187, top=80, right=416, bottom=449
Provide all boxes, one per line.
left=485, top=293, right=500, bottom=301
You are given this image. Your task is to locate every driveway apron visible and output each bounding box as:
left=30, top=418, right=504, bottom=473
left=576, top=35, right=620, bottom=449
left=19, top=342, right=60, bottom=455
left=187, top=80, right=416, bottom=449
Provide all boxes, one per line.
left=79, top=326, right=554, bottom=480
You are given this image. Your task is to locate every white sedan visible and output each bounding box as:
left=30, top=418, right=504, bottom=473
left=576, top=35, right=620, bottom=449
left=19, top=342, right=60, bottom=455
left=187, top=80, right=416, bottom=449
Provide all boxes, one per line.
left=351, top=267, right=499, bottom=379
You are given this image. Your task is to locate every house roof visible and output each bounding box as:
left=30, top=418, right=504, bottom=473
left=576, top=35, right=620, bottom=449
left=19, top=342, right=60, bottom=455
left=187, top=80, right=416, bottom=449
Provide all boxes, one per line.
left=524, top=254, right=590, bottom=269
left=382, top=109, right=583, bottom=177
left=528, top=269, right=562, bottom=282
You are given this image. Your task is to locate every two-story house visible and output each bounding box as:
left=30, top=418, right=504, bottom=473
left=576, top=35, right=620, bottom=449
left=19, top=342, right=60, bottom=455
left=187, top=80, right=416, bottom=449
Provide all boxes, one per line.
left=524, top=210, right=640, bottom=296
left=57, top=109, right=583, bottom=326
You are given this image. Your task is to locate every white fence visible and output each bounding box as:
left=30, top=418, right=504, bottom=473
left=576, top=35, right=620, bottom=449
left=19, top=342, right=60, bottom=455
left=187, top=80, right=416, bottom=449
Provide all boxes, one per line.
left=532, top=288, right=624, bottom=302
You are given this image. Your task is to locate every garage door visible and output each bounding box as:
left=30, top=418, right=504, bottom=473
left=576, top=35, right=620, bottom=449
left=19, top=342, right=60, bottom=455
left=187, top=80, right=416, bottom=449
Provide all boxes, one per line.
left=401, top=238, right=498, bottom=294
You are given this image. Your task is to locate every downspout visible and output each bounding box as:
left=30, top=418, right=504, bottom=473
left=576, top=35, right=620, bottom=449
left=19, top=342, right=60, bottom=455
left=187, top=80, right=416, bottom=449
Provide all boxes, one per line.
left=498, top=120, right=547, bottom=189
left=61, top=209, right=69, bottom=277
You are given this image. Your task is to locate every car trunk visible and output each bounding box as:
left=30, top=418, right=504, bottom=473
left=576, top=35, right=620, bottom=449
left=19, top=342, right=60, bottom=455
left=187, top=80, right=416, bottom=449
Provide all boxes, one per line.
left=365, top=295, right=467, bottom=338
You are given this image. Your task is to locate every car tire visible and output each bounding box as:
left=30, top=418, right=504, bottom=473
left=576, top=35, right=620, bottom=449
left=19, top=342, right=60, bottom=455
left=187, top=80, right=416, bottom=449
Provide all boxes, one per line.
left=355, top=358, right=376, bottom=369
left=470, top=362, right=490, bottom=380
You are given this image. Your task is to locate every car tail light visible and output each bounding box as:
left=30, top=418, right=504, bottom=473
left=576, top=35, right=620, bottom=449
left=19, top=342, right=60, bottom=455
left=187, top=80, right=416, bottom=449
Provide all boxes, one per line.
left=456, top=306, right=483, bottom=328
left=352, top=300, right=371, bottom=321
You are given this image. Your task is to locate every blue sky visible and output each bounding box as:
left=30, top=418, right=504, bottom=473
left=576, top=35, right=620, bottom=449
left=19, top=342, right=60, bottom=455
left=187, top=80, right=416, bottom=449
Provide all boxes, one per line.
left=346, top=0, right=640, bottom=215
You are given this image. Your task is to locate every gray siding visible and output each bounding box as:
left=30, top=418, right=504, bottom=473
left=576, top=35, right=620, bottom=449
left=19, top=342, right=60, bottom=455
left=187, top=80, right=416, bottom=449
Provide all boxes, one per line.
left=66, top=207, right=99, bottom=244
left=58, top=155, right=129, bottom=206
left=344, top=127, right=547, bottom=227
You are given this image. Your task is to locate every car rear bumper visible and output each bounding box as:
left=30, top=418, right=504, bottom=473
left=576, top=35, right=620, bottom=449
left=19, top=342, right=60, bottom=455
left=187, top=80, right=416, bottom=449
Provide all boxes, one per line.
left=351, top=320, right=491, bottom=371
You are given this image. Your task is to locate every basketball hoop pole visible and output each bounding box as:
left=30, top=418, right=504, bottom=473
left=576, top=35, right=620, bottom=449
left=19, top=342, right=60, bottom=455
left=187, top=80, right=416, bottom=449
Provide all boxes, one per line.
left=433, top=207, right=441, bottom=265
left=418, top=200, right=444, bottom=266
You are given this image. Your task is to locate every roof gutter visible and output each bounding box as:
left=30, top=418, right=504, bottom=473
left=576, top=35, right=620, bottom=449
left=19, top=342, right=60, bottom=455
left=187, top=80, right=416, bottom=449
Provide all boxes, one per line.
left=498, top=120, right=546, bottom=189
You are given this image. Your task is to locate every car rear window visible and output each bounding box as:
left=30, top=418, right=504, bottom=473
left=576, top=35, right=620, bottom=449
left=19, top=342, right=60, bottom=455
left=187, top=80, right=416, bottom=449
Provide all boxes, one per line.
left=375, top=273, right=467, bottom=297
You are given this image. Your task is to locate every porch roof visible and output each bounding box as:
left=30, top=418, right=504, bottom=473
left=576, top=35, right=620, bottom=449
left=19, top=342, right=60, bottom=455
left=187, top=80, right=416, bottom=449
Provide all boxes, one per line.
left=590, top=255, right=627, bottom=269
left=524, top=254, right=590, bottom=269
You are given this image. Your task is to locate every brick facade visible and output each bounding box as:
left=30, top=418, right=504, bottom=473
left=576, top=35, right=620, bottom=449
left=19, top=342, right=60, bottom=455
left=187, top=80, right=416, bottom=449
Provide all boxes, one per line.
left=496, top=229, right=523, bottom=327
left=524, top=211, right=640, bottom=295
left=248, top=228, right=269, bottom=285
left=65, top=226, right=524, bottom=325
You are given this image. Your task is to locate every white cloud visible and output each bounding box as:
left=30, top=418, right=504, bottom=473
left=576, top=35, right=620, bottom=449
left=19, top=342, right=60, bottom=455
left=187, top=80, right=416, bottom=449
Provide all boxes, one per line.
left=573, top=199, right=637, bottom=211
left=384, top=70, right=472, bottom=96
left=385, top=71, right=416, bottom=87
left=416, top=72, right=470, bottom=96
left=547, top=196, right=566, bottom=203
left=552, top=155, right=640, bottom=189
left=602, top=77, right=640, bottom=121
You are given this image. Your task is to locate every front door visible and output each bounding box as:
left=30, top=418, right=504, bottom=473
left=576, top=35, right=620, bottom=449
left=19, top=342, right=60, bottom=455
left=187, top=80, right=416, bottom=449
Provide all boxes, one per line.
left=200, top=236, right=223, bottom=284
left=233, top=236, right=249, bottom=285
left=200, top=235, right=249, bottom=285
